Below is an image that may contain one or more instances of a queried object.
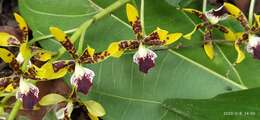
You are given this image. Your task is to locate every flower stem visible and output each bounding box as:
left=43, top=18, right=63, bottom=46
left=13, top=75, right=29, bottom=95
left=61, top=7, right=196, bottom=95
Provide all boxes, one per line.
left=56, top=0, right=131, bottom=59
left=141, top=0, right=146, bottom=36
left=202, top=0, right=207, bottom=13
left=248, top=0, right=256, bottom=26
left=7, top=100, right=22, bottom=120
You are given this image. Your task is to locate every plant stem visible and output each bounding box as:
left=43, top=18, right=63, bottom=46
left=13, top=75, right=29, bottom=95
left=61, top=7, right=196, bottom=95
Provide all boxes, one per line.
left=202, top=0, right=207, bottom=13
left=56, top=0, right=131, bottom=59
left=77, top=26, right=87, bottom=54
left=248, top=0, right=256, bottom=26
left=7, top=100, right=22, bottom=120
left=1, top=93, right=14, bottom=105
left=141, top=0, right=146, bottom=35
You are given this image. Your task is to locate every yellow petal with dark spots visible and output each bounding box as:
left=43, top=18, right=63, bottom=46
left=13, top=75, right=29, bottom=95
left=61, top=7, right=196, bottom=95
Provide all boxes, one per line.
left=14, top=13, right=28, bottom=42
left=4, top=84, right=15, bottom=92
left=49, top=27, right=66, bottom=42
left=234, top=42, right=245, bottom=64
left=204, top=42, right=214, bottom=60
left=87, top=46, right=95, bottom=57
left=107, top=42, right=124, bottom=58
left=164, top=33, right=183, bottom=45
left=224, top=29, right=236, bottom=41
left=126, top=3, right=139, bottom=23
left=35, top=61, right=71, bottom=80
left=155, top=27, right=168, bottom=41
left=20, top=43, right=32, bottom=63
left=223, top=2, right=242, bottom=17
left=254, top=14, right=260, bottom=27
left=0, top=32, right=20, bottom=46
left=34, top=51, right=53, bottom=62
left=0, top=48, right=15, bottom=63
left=183, top=23, right=204, bottom=40
left=50, top=27, right=78, bottom=58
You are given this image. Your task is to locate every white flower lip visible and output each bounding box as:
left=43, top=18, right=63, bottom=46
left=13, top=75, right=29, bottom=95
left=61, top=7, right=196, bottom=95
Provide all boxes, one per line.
left=16, top=78, right=39, bottom=109
left=133, top=45, right=157, bottom=73
left=205, top=5, right=228, bottom=24
left=247, top=35, right=260, bottom=53
left=70, top=63, right=95, bottom=94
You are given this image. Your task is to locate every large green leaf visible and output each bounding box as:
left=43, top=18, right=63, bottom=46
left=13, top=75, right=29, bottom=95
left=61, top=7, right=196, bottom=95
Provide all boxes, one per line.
left=18, top=0, right=257, bottom=119
left=162, top=87, right=260, bottom=120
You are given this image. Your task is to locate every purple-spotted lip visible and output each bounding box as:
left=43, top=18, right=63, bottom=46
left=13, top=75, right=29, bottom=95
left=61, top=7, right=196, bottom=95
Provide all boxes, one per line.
left=252, top=45, right=260, bottom=59
left=246, top=35, right=260, bottom=60
left=16, top=80, right=39, bottom=109
left=133, top=45, right=157, bottom=73
left=70, top=64, right=95, bottom=94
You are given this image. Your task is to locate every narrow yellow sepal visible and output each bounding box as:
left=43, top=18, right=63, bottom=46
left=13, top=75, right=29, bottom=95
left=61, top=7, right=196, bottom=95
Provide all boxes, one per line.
left=224, top=29, right=236, bottom=41
left=36, top=61, right=68, bottom=80
left=155, top=27, right=168, bottom=41
left=126, top=3, right=139, bottom=23
left=0, top=48, right=15, bottom=63
left=20, top=43, right=32, bottom=62
left=164, top=33, right=183, bottom=45
left=84, top=100, right=106, bottom=117
left=182, top=8, right=203, bottom=15
left=223, top=2, right=242, bottom=17
left=14, top=13, right=28, bottom=32
left=0, top=32, right=19, bottom=46
left=87, top=46, right=95, bottom=57
left=234, top=43, right=245, bottom=64
left=34, top=50, right=53, bottom=62
left=4, top=84, right=15, bottom=92
left=14, top=13, right=28, bottom=41
left=204, top=42, right=214, bottom=60
left=183, top=26, right=197, bottom=40
left=254, top=14, right=260, bottom=27
left=49, top=27, right=67, bottom=42
left=107, top=42, right=124, bottom=58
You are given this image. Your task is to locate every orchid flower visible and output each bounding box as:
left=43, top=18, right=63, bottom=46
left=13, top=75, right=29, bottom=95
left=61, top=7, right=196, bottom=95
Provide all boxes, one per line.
left=182, top=4, right=240, bottom=60
left=49, top=27, right=115, bottom=95
left=109, top=4, right=183, bottom=73
left=223, top=2, right=260, bottom=63
left=0, top=13, right=71, bottom=109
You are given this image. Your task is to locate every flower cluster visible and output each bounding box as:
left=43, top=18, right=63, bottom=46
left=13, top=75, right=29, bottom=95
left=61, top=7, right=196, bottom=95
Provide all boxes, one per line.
left=0, top=13, right=57, bottom=109
left=1, top=1, right=260, bottom=119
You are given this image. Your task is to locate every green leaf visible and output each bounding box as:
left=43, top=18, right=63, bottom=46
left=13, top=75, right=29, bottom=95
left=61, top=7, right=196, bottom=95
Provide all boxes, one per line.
left=39, top=93, right=67, bottom=106
left=165, top=0, right=193, bottom=7
left=162, top=87, right=260, bottom=120
left=83, top=100, right=106, bottom=117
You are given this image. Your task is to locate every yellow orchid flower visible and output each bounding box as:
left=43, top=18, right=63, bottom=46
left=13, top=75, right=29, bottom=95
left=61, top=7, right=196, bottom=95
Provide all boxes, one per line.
left=182, top=4, right=241, bottom=60
left=106, top=4, right=183, bottom=73
left=50, top=27, right=117, bottom=94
